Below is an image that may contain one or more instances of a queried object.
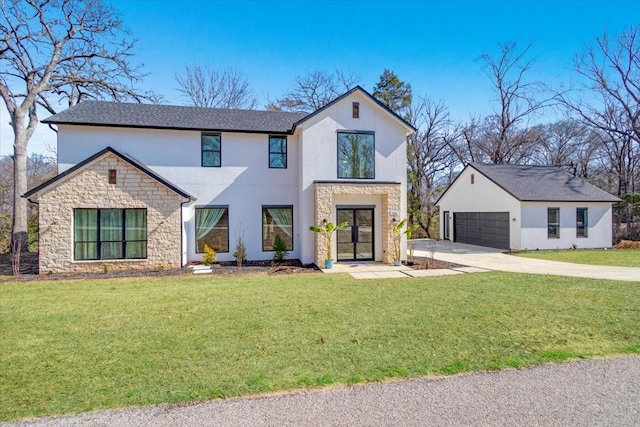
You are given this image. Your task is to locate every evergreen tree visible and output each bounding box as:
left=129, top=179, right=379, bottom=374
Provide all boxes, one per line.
left=372, top=70, right=413, bottom=115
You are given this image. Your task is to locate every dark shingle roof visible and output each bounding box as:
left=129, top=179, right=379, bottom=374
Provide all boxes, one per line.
left=23, top=147, right=195, bottom=201
left=42, top=101, right=308, bottom=134
left=470, top=163, right=620, bottom=202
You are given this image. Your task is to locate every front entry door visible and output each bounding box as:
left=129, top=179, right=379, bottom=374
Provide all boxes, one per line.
left=336, top=208, right=374, bottom=261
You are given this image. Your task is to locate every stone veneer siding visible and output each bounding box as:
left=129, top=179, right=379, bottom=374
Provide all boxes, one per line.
left=314, top=182, right=402, bottom=265
left=36, top=153, right=185, bottom=274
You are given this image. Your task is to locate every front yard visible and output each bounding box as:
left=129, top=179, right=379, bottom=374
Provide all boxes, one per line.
left=517, top=248, right=639, bottom=267
left=1, top=272, right=639, bottom=421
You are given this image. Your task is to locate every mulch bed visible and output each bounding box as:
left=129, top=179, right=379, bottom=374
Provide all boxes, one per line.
left=1, top=253, right=464, bottom=281
left=405, top=256, right=467, bottom=270
left=0, top=253, right=320, bottom=282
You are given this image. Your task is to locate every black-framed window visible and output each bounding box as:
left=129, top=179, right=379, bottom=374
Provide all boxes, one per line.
left=195, top=207, right=229, bottom=253
left=74, top=208, right=147, bottom=260
left=202, top=133, right=221, bottom=167
left=337, top=132, right=374, bottom=179
left=262, top=206, right=293, bottom=251
left=269, top=135, right=287, bottom=168
left=576, top=208, right=588, bottom=238
left=548, top=207, right=560, bottom=238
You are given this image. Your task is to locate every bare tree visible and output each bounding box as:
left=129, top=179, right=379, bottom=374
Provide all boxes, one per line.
left=0, top=0, right=158, bottom=255
left=559, top=26, right=639, bottom=146
left=458, top=42, right=551, bottom=164
left=407, top=98, right=461, bottom=236
left=175, top=65, right=257, bottom=109
left=530, top=120, right=600, bottom=176
left=0, top=153, right=56, bottom=253
left=556, top=25, right=639, bottom=196
left=272, top=70, right=361, bottom=112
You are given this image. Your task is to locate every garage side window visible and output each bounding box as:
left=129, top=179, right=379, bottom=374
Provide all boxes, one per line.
left=576, top=208, right=588, bottom=238
left=547, top=208, right=560, bottom=238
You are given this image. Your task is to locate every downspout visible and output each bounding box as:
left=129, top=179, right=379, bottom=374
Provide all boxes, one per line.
left=25, top=196, right=39, bottom=269
left=180, top=198, right=190, bottom=268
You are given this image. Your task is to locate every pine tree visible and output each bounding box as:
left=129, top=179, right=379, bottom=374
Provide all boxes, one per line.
left=372, top=70, right=413, bottom=115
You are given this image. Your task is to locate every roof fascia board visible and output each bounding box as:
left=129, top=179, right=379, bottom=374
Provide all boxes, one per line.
left=292, top=86, right=416, bottom=133
left=45, top=121, right=296, bottom=135
left=23, top=147, right=195, bottom=201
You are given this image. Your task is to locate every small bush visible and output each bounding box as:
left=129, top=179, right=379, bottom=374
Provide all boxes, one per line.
left=272, top=235, right=288, bottom=262
left=202, top=244, right=216, bottom=265
left=233, top=240, right=246, bottom=268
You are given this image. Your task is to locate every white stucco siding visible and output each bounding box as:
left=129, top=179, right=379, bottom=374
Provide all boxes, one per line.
left=57, top=125, right=301, bottom=262
left=297, top=91, right=409, bottom=264
left=437, top=167, right=522, bottom=249
left=520, top=202, right=613, bottom=250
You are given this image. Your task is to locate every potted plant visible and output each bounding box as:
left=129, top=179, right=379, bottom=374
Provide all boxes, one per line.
left=392, top=218, right=418, bottom=266
left=309, top=220, right=349, bottom=269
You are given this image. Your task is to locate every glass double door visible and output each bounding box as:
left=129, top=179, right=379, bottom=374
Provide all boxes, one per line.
left=337, top=208, right=374, bottom=261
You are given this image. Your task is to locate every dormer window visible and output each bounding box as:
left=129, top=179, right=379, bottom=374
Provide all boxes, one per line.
left=352, top=102, right=360, bottom=118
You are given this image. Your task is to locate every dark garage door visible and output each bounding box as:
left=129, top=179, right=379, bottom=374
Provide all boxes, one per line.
left=453, top=212, right=510, bottom=250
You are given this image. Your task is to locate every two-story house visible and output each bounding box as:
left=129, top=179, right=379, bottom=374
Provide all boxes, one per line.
left=25, top=87, right=415, bottom=274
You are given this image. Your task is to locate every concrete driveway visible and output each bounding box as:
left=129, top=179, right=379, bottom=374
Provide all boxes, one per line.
left=412, top=239, right=640, bottom=282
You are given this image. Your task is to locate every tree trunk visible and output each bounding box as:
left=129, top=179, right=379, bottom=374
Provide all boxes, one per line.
left=12, top=132, right=28, bottom=253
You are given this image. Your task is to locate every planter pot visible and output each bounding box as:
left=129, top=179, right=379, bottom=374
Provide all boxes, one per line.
left=393, top=260, right=402, bottom=266
left=325, top=259, right=334, bottom=269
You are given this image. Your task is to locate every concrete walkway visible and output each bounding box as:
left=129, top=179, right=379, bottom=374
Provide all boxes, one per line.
left=321, top=261, right=490, bottom=279
left=6, top=356, right=639, bottom=426
left=413, top=239, right=640, bottom=282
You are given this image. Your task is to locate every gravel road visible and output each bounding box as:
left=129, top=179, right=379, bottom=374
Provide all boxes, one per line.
left=5, top=356, right=639, bottom=427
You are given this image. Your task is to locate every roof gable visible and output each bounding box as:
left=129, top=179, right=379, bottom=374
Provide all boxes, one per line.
left=24, top=147, right=195, bottom=201
left=439, top=163, right=620, bottom=204
left=292, top=86, right=416, bottom=133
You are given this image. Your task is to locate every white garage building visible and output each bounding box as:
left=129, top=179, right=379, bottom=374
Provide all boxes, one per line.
left=436, top=163, right=621, bottom=251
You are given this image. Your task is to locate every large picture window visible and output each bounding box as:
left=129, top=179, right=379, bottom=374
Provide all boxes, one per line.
left=262, top=206, right=293, bottom=251
left=337, top=132, right=375, bottom=179
left=74, top=208, right=147, bottom=260
left=202, top=133, right=221, bottom=167
left=576, top=208, right=588, bottom=238
left=269, top=136, right=287, bottom=168
left=196, top=207, right=229, bottom=253
left=547, top=207, right=560, bottom=239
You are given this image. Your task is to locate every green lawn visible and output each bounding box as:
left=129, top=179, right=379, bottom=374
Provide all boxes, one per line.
left=517, top=249, right=640, bottom=267
left=1, top=272, right=639, bottom=421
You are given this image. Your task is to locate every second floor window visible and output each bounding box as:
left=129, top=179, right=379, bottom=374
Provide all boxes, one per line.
left=269, top=136, right=287, bottom=168
left=202, top=133, right=221, bottom=167
left=337, top=132, right=374, bottom=179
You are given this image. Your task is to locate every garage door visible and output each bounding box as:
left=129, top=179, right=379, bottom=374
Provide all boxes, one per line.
left=453, top=212, right=510, bottom=250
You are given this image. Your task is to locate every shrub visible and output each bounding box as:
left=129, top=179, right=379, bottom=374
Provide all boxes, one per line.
left=233, top=238, right=246, bottom=268
left=272, top=235, right=288, bottom=262
left=202, top=244, right=216, bottom=265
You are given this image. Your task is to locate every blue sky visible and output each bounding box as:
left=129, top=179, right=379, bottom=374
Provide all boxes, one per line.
left=1, top=0, right=638, bottom=156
